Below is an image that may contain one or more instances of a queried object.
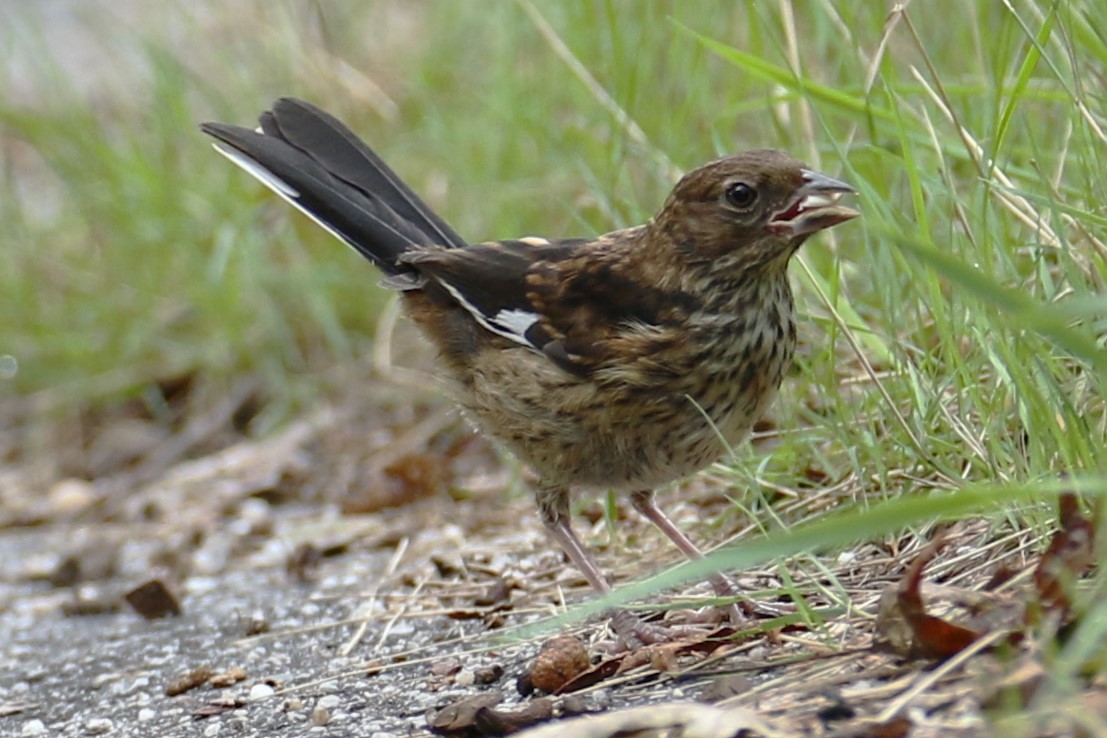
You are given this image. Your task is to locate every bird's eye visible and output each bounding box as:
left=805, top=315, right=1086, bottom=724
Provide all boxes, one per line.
left=724, top=181, right=757, bottom=209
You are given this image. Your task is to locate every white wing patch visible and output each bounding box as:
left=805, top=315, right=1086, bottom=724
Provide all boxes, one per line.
left=493, top=308, right=539, bottom=337
left=436, top=280, right=539, bottom=349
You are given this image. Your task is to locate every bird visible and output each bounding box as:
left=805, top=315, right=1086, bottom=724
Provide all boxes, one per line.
left=201, top=97, right=858, bottom=641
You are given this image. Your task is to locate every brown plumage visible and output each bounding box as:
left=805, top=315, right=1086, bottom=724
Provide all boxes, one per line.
left=202, top=98, right=858, bottom=638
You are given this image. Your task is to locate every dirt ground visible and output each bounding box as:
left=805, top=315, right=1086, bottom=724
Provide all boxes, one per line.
left=2, top=363, right=1096, bottom=738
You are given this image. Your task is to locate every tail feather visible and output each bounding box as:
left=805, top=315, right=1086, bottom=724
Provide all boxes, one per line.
left=200, top=98, right=465, bottom=275
left=262, top=99, right=466, bottom=251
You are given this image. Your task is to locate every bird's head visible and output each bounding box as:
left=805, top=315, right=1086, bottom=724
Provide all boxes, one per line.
left=656, top=149, right=859, bottom=271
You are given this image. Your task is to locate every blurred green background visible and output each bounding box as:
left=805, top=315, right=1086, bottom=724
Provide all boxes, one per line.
left=5, top=0, right=1106, bottom=499
left=3, top=0, right=1104, bottom=496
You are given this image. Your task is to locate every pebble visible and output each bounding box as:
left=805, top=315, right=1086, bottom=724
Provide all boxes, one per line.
left=137, top=708, right=156, bottom=722
left=248, top=683, right=275, bottom=700
left=20, top=720, right=46, bottom=736
left=311, top=706, right=331, bottom=726
left=48, top=478, right=95, bottom=515
left=84, top=718, right=113, bottom=734
left=317, top=694, right=341, bottom=710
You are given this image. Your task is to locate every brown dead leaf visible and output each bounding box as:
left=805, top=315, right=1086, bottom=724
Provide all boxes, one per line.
left=1030, top=492, right=1096, bottom=625
left=124, top=578, right=182, bottom=619
left=207, top=667, right=248, bottom=688
left=427, top=693, right=504, bottom=736
left=876, top=496, right=1099, bottom=663
left=165, top=666, right=214, bottom=697
left=473, top=698, right=556, bottom=736
left=875, top=533, right=981, bottom=659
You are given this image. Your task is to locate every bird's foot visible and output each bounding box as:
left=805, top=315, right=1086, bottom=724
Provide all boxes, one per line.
left=673, top=601, right=746, bottom=627
left=606, top=607, right=736, bottom=650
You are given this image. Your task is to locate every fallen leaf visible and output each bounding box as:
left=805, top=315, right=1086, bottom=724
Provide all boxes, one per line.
left=875, top=533, right=981, bottom=659
left=427, top=693, right=504, bottom=735
left=125, top=579, right=182, bottom=619
left=474, top=698, right=556, bottom=735
left=1030, top=493, right=1096, bottom=624
left=166, top=666, right=214, bottom=697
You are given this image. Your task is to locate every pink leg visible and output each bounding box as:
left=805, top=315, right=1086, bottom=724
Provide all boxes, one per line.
left=542, top=511, right=613, bottom=595
left=631, top=489, right=744, bottom=618
left=536, top=483, right=613, bottom=594
left=538, top=485, right=695, bottom=645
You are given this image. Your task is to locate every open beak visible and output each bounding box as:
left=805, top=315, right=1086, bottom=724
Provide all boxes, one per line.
left=768, top=169, right=859, bottom=238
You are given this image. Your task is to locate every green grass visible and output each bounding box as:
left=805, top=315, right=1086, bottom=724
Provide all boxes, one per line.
left=3, top=0, right=1106, bottom=727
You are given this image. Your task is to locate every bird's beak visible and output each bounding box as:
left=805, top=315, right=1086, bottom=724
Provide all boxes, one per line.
left=768, top=169, right=859, bottom=238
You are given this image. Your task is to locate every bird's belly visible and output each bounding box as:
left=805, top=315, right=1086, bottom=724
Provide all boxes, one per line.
left=461, top=342, right=787, bottom=490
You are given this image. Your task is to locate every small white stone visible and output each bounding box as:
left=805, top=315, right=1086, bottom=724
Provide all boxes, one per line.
left=454, top=670, right=475, bottom=687
left=316, top=694, right=340, bottom=710
left=248, top=683, right=275, bottom=700
left=138, top=708, right=156, bottom=722
left=21, top=720, right=47, bottom=736
left=48, top=478, right=95, bottom=515
left=837, top=551, right=857, bottom=565
left=203, top=721, right=222, bottom=736
left=84, top=718, right=114, bottom=735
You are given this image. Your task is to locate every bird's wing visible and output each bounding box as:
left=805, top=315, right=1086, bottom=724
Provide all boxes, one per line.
left=400, top=238, right=586, bottom=369
left=401, top=235, right=699, bottom=375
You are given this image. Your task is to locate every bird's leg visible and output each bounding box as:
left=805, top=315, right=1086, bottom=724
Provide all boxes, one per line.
left=536, top=485, right=613, bottom=595
left=537, top=485, right=683, bottom=647
left=630, top=489, right=745, bottom=622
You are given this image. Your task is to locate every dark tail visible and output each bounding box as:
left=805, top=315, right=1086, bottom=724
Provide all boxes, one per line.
left=200, top=98, right=466, bottom=275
